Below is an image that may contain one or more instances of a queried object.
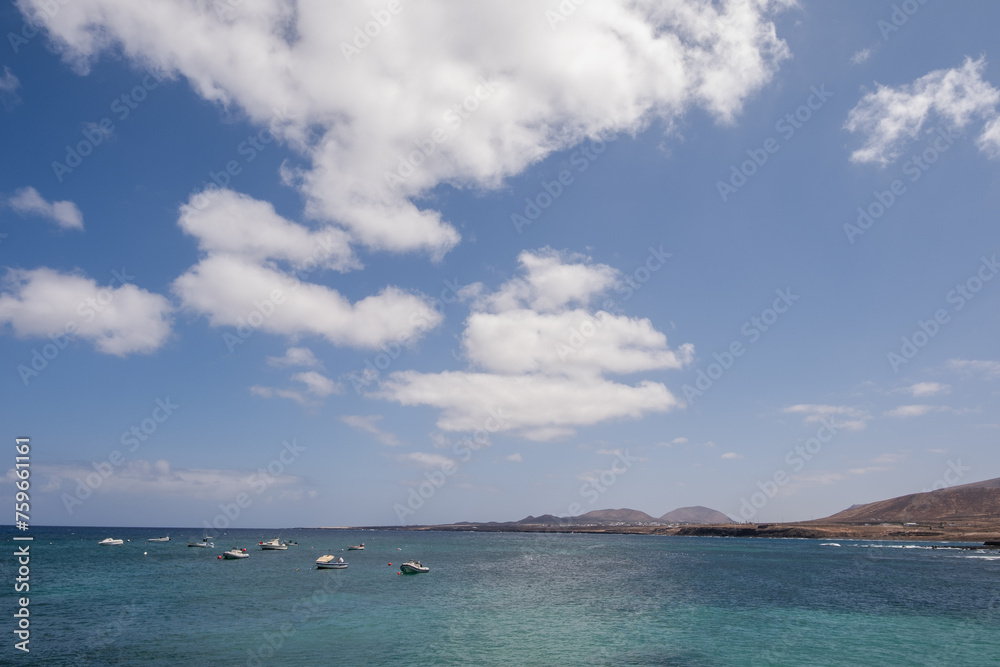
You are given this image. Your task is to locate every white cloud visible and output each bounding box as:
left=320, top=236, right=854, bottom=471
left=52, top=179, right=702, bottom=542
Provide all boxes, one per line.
left=947, top=358, right=1000, bottom=379
left=6, top=186, right=84, bottom=230
left=377, top=249, right=691, bottom=440
left=897, top=381, right=950, bottom=397
left=850, top=48, right=873, bottom=65
left=0, top=65, right=20, bottom=107
left=172, top=253, right=441, bottom=349
left=783, top=404, right=871, bottom=431
left=23, top=0, right=792, bottom=258
left=845, top=57, right=1000, bottom=165
left=0, top=267, right=172, bottom=355
left=396, top=451, right=455, bottom=470
left=883, top=404, right=937, bottom=418
left=292, top=370, right=340, bottom=396
left=249, top=385, right=307, bottom=405
left=341, top=414, right=402, bottom=446
left=267, top=346, right=320, bottom=368
left=721, top=452, right=743, bottom=460
left=506, top=453, right=523, bottom=463
left=178, top=189, right=355, bottom=271
left=658, top=436, right=688, bottom=447
left=24, top=459, right=305, bottom=501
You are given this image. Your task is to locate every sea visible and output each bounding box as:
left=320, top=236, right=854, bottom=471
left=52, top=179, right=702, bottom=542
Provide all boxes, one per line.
left=5, top=526, right=1000, bottom=666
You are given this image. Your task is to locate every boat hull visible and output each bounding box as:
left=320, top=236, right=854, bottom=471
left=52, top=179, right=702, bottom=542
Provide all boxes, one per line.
left=316, top=562, right=348, bottom=569
left=399, top=562, right=429, bottom=574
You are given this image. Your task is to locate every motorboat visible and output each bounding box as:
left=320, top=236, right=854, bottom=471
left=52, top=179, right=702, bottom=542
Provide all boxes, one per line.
left=222, top=548, right=249, bottom=559
left=147, top=536, right=170, bottom=542
left=286, top=540, right=299, bottom=546
left=316, top=551, right=348, bottom=569
left=188, top=538, right=214, bottom=548
left=259, top=539, right=288, bottom=550
left=98, top=538, right=123, bottom=546
left=347, top=542, right=365, bottom=550
left=399, top=560, right=429, bottom=574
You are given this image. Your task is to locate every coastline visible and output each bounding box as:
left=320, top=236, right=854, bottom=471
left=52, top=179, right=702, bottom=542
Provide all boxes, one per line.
left=333, top=521, right=1000, bottom=543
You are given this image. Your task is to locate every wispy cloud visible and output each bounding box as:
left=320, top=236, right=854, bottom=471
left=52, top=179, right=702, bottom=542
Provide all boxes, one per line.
left=783, top=404, right=871, bottom=431
left=948, top=358, right=1000, bottom=379
left=267, top=346, right=320, bottom=368
left=342, top=414, right=402, bottom=446
left=721, top=452, right=743, bottom=460
left=884, top=404, right=939, bottom=418
left=6, top=187, right=84, bottom=230
left=896, top=381, right=950, bottom=397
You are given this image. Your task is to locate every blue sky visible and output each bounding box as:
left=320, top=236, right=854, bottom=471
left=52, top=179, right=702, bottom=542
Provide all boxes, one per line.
left=1, top=0, right=998, bottom=529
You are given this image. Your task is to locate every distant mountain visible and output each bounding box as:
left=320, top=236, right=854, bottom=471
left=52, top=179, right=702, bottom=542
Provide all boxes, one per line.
left=820, top=477, right=1000, bottom=523
left=659, top=506, right=735, bottom=524
left=573, top=508, right=658, bottom=523
left=516, top=514, right=566, bottom=525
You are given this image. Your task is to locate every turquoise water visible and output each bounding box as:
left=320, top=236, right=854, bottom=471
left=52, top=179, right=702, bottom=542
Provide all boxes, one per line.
left=6, top=527, right=1000, bottom=665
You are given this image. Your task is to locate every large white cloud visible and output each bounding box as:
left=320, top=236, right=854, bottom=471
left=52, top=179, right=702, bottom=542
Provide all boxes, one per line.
left=21, top=0, right=793, bottom=257
left=0, top=267, right=172, bottom=355
left=377, top=248, right=692, bottom=440
left=845, top=57, right=1000, bottom=165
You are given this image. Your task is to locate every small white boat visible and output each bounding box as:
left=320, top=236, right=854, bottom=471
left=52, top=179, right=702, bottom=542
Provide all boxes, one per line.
left=98, top=538, right=123, bottom=546
left=399, top=560, right=429, bottom=574
left=316, top=551, right=348, bottom=569
left=147, top=536, right=170, bottom=542
left=347, top=542, right=365, bottom=550
left=259, top=538, right=288, bottom=551
left=223, top=548, right=249, bottom=559
left=188, top=538, right=214, bottom=548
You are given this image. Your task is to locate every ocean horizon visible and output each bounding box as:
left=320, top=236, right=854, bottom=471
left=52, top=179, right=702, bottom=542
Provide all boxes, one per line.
left=6, top=525, right=999, bottom=665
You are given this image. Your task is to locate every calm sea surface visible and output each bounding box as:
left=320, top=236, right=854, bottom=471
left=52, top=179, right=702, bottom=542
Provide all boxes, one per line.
left=5, top=526, right=1000, bottom=665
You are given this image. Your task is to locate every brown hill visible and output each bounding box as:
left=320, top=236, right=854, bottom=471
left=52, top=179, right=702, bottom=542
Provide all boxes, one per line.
left=659, top=506, right=734, bottom=524
left=820, top=477, right=1000, bottom=523
left=573, top=508, right=658, bottom=523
